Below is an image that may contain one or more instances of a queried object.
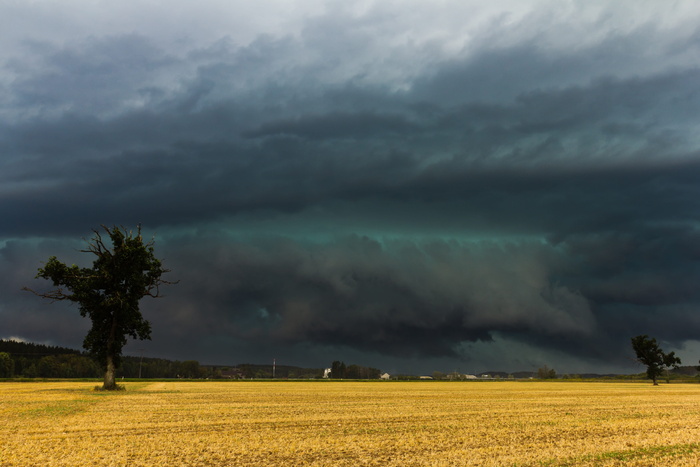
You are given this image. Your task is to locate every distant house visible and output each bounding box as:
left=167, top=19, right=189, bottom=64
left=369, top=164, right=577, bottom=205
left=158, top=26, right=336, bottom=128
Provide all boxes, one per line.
left=323, top=368, right=332, bottom=379
left=419, top=375, right=433, bottom=380
left=464, top=374, right=478, bottom=380
left=380, top=373, right=391, bottom=380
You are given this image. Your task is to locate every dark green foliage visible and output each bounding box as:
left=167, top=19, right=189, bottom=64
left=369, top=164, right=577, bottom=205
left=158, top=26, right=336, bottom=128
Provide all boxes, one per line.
left=631, top=335, right=681, bottom=385
left=119, top=356, right=204, bottom=379
left=35, top=354, right=101, bottom=378
left=235, top=363, right=324, bottom=379
left=26, top=226, right=175, bottom=389
left=0, top=339, right=99, bottom=378
left=537, top=365, right=557, bottom=379
left=0, top=339, right=83, bottom=356
left=345, top=364, right=381, bottom=379
left=0, top=340, right=326, bottom=379
left=179, top=360, right=203, bottom=379
left=329, top=361, right=380, bottom=379
left=331, top=360, right=346, bottom=379
left=0, top=352, right=14, bottom=377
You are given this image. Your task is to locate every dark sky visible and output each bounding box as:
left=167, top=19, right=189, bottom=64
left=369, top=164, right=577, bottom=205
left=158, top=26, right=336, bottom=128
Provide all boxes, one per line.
left=2, top=1, right=700, bottom=375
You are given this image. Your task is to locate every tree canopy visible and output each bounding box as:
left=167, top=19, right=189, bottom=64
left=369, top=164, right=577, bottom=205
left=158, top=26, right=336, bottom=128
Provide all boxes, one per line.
left=26, top=225, right=175, bottom=389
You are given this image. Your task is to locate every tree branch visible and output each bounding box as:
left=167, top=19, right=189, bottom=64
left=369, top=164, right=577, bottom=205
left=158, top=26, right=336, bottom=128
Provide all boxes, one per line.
left=22, top=286, right=72, bottom=302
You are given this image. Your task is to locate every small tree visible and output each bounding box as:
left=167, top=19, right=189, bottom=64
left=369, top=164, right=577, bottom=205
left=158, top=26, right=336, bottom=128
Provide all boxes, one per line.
left=331, top=360, right=346, bottom=379
left=179, top=360, right=202, bottom=379
left=25, top=225, right=175, bottom=390
left=631, top=335, right=681, bottom=385
left=537, top=365, right=556, bottom=379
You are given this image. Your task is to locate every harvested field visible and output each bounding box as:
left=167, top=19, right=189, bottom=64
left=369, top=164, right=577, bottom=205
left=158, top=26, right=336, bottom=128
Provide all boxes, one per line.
left=1, top=381, right=699, bottom=466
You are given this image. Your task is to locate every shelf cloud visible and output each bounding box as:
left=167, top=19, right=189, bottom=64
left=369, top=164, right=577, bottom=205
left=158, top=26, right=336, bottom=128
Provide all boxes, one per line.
left=2, top=0, right=700, bottom=373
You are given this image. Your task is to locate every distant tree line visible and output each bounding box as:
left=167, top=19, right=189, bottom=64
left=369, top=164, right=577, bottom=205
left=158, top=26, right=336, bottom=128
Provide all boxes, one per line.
left=329, top=360, right=381, bottom=379
left=0, top=352, right=16, bottom=377
left=235, top=363, right=324, bottom=379
left=0, top=340, right=328, bottom=380
left=0, top=340, right=98, bottom=378
left=0, top=340, right=208, bottom=379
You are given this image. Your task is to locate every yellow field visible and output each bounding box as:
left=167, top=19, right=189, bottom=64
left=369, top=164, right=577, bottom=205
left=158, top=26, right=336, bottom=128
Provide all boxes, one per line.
left=1, top=381, right=699, bottom=466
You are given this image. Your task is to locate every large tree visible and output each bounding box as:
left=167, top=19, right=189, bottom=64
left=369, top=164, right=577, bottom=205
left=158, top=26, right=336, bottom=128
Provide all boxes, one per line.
left=631, top=335, right=681, bottom=385
left=25, top=225, right=175, bottom=390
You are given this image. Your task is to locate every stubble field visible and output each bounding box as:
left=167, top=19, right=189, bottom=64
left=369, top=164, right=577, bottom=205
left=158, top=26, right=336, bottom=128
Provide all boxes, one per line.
left=1, top=380, right=699, bottom=466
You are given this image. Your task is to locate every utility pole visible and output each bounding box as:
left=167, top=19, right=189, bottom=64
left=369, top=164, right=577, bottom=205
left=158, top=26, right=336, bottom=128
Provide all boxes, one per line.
left=273, top=358, right=276, bottom=379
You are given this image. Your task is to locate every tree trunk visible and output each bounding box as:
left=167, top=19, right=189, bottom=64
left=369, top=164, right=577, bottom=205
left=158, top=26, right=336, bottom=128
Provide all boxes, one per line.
left=103, top=354, right=117, bottom=390
left=103, top=316, right=118, bottom=390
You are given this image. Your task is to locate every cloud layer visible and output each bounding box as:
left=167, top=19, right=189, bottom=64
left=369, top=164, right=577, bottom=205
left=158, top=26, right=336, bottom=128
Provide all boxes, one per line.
left=2, top=1, right=700, bottom=373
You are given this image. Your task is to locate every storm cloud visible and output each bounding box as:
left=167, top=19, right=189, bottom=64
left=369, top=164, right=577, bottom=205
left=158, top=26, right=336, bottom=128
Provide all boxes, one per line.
left=2, top=1, right=700, bottom=374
